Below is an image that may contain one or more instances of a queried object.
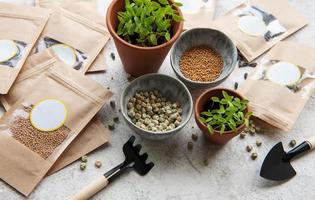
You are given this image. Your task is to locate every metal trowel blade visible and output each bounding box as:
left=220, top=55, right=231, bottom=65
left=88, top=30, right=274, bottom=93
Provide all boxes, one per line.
left=260, top=142, right=296, bottom=181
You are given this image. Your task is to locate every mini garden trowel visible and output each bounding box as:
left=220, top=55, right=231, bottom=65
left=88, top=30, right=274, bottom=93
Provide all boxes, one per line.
left=260, top=136, right=315, bottom=181
left=72, top=136, right=154, bottom=200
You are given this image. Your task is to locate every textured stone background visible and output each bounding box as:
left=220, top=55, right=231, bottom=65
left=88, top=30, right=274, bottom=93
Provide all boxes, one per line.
left=1, top=0, right=315, bottom=199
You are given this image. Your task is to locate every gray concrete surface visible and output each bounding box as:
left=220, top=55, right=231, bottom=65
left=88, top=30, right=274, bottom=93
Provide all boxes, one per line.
left=1, top=0, right=315, bottom=199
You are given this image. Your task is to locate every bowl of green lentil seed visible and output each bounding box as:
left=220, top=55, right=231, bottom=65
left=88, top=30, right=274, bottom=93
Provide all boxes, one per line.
left=170, top=28, right=238, bottom=89
left=121, top=73, right=193, bottom=140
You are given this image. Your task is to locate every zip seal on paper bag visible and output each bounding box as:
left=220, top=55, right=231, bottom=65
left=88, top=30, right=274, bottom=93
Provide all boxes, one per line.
left=239, top=42, right=315, bottom=131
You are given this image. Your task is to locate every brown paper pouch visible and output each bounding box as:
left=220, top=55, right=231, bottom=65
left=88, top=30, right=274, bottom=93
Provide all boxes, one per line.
left=179, top=0, right=216, bottom=30
left=35, top=0, right=109, bottom=73
left=239, top=42, right=315, bottom=131
left=34, top=7, right=109, bottom=73
left=62, top=0, right=110, bottom=73
left=0, top=3, right=49, bottom=94
left=0, top=59, right=111, bottom=196
left=0, top=51, right=111, bottom=176
left=213, top=0, right=308, bottom=62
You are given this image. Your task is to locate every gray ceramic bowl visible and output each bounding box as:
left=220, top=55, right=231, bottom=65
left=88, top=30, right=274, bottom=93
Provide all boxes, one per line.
left=170, top=28, right=238, bottom=89
left=120, top=73, right=193, bottom=140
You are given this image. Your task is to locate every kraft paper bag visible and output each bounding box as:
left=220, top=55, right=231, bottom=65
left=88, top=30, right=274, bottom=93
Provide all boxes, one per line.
left=0, top=3, right=49, bottom=94
left=0, top=51, right=111, bottom=176
left=35, top=0, right=109, bottom=72
left=239, top=42, right=315, bottom=131
left=179, top=0, right=216, bottom=30
left=33, top=7, right=109, bottom=73
left=213, top=0, right=308, bottom=62
left=0, top=55, right=112, bottom=196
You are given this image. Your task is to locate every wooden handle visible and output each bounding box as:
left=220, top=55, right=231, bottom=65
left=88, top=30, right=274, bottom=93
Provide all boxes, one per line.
left=306, top=136, right=315, bottom=150
left=72, top=176, right=108, bottom=200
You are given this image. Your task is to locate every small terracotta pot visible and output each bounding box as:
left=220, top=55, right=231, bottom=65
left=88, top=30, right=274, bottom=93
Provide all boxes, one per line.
left=194, top=88, right=248, bottom=145
left=106, top=0, right=183, bottom=77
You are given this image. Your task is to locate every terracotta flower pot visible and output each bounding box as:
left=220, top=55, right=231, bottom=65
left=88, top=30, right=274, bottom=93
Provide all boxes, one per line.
left=194, top=88, right=249, bottom=145
left=106, top=0, right=183, bottom=77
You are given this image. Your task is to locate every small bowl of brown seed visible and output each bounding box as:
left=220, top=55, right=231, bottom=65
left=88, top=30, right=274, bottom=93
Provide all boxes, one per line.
left=170, top=28, right=238, bottom=89
left=120, top=73, right=193, bottom=140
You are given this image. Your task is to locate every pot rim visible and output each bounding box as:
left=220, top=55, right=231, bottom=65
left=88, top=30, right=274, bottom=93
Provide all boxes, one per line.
left=194, top=87, right=248, bottom=135
left=106, top=0, right=184, bottom=50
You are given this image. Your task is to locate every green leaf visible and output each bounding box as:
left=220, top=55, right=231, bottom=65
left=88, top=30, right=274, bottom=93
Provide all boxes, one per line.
left=158, top=0, right=168, bottom=5
left=149, top=34, right=157, bottom=45
left=165, top=32, right=171, bottom=41
left=218, top=105, right=225, bottom=114
left=201, top=111, right=212, bottom=117
left=207, top=124, right=214, bottom=134
left=211, top=97, right=220, bottom=102
left=220, top=124, right=226, bottom=134
left=173, top=14, right=183, bottom=22
left=205, top=117, right=213, bottom=123
left=174, top=2, right=183, bottom=6
left=222, top=91, right=231, bottom=101
left=199, top=117, right=206, bottom=123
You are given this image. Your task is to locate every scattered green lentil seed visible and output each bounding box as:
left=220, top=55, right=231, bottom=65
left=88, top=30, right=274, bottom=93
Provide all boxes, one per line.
left=203, top=159, right=209, bottom=166
left=256, top=141, right=262, bottom=147
left=81, top=155, right=88, bottom=162
left=113, top=116, right=119, bottom=123
left=240, top=132, right=246, bottom=139
left=246, top=145, right=253, bottom=152
left=244, top=73, right=248, bottom=80
left=187, top=142, right=194, bottom=151
left=80, top=162, right=87, bottom=170
left=110, top=101, right=116, bottom=109
left=248, top=62, right=257, bottom=68
left=110, top=52, right=115, bottom=60
left=290, top=140, right=297, bottom=147
left=251, top=152, right=258, bottom=160
left=108, top=122, right=115, bottom=130
left=95, top=160, right=102, bottom=168
left=192, top=134, right=198, bottom=141
left=234, top=82, right=239, bottom=90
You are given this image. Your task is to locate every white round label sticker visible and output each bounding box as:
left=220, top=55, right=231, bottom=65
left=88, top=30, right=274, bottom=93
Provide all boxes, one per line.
left=266, top=62, right=301, bottom=86
left=238, top=16, right=266, bottom=36
left=0, top=39, right=18, bottom=62
left=52, top=44, right=77, bottom=66
left=30, top=99, right=67, bottom=132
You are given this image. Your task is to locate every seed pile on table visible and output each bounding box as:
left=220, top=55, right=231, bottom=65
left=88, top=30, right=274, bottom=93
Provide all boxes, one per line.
left=127, top=90, right=182, bottom=132
left=10, top=108, right=70, bottom=159
left=179, top=46, right=223, bottom=82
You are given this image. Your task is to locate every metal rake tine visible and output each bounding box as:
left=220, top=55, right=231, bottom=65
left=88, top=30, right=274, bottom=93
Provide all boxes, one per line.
left=127, top=136, right=136, bottom=145
left=140, top=153, right=148, bottom=161
left=134, top=144, right=142, bottom=152
left=146, top=162, right=154, bottom=170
